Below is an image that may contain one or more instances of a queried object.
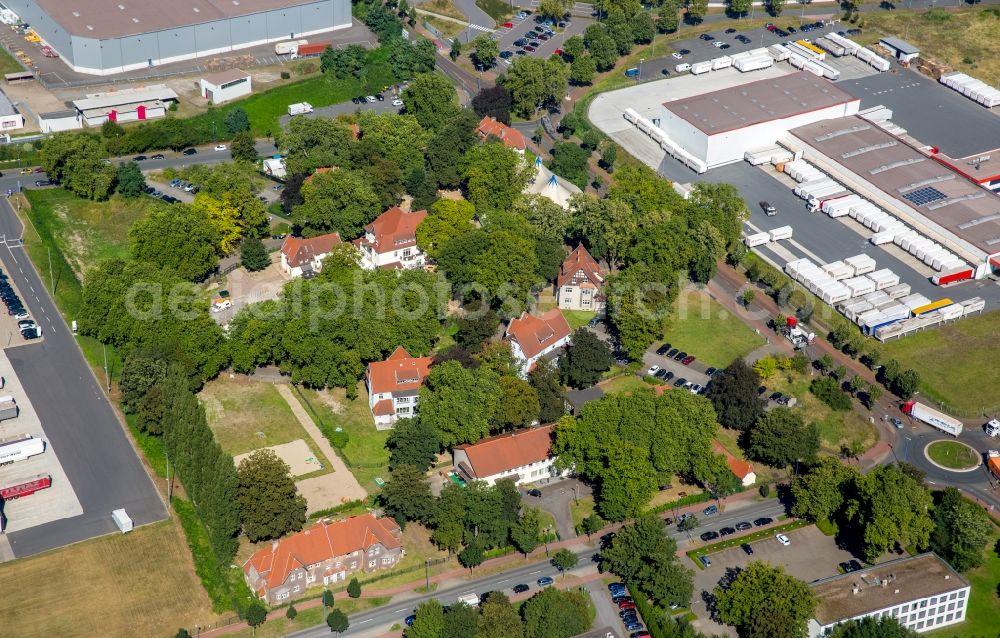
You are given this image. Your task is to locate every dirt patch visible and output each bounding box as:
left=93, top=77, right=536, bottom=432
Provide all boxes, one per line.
left=233, top=439, right=322, bottom=477
left=314, top=389, right=345, bottom=415
left=295, top=474, right=359, bottom=513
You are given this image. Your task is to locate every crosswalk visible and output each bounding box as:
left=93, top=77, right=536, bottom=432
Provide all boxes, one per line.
left=468, top=23, right=495, bottom=33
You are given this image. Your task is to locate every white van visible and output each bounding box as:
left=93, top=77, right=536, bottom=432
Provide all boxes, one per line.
left=675, top=63, right=692, bottom=73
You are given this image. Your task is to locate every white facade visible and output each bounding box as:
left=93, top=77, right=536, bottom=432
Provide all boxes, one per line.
left=358, top=239, right=425, bottom=270
left=452, top=450, right=567, bottom=487
left=201, top=72, right=252, bottom=104
left=658, top=101, right=860, bottom=169
left=809, top=586, right=969, bottom=636
left=366, top=387, right=419, bottom=429
left=38, top=110, right=82, bottom=133
left=508, top=333, right=570, bottom=378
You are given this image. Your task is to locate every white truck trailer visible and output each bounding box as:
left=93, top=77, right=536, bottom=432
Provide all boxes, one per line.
left=902, top=401, right=963, bottom=436
left=0, top=434, right=44, bottom=465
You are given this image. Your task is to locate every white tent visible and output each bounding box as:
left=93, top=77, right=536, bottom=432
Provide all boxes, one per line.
left=525, top=156, right=582, bottom=209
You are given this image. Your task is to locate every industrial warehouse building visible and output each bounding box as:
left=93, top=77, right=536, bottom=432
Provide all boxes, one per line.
left=657, top=71, right=860, bottom=169
left=200, top=69, right=252, bottom=104
left=71, top=84, right=178, bottom=126
left=0, top=0, right=351, bottom=75
left=787, top=116, right=1000, bottom=278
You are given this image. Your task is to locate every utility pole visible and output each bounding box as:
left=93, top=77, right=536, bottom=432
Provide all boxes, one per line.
left=47, top=247, right=54, bottom=292
left=103, top=343, right=111, bottom=391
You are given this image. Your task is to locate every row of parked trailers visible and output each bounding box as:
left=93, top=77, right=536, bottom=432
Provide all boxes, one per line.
left=623, top=108, right=707, bottom=173
left=744, top=225, right=793, bottom=247
left=824, top=32, right=891, bottom=72
left=779, top=159, right=973, bottom=284
left=680, top=47, right=776, bottom=76
left=939, top=72, right=1000, bottom=109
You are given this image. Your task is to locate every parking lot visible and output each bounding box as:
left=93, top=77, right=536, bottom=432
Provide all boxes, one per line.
left=495, top=11, right=592, bottom=63
left=641, top=344, right=713, bottom=392
left=691, top=525, right=857, bottom=636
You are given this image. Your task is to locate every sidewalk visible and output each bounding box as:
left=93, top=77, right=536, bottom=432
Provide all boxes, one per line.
left=275, top=384, right=368, bottom=503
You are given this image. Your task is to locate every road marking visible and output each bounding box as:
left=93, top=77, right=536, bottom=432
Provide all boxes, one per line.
left=529, top=568, right=543, bottom=574
left=359, top=619, right=372, bottom=624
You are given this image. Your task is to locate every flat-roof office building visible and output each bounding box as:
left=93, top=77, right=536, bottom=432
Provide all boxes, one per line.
left=0, top=0, right=351, bottom=75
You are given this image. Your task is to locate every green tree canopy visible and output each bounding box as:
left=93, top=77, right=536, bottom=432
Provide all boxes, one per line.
left=116, top=161, right=146, bottom=198
left=418, top=361, right=501, bottom=447
left=561, top=328, right=614, bottom=389
left=461, top=142, right=533, bottom=214
left=380, top=464, right=434, bottom=525
left=707, top=359, right=766, bottom=431
left=415, top=198, right=475, bottom=260
left=501, top=57, right=570, bottom=117
left=522, top=587, right=590, bottom=638
left=386, top=417, right=440, bottom=472
left=747, top=407, right=819, bottom=468
left=402, top=72, right=459, bottom=131
left=714, top=561, right=817, bottom=638
left=236, top=449, right=307, bottom=542
left=293, top=168, right=382, bottom=238
left=828, top=617, right=918, bottom=638
left=930, top=487, right=995, bottom=572
left=845, top=464, right=934, bottom=562
left=791, top=457, right=859, bottom=523
left=276, top=116, right=353, bottom=176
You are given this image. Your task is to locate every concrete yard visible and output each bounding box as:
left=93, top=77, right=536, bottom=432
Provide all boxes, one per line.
left=233, top=438, right=322, bottom=478
left=0, top=349, right=82, bottom=536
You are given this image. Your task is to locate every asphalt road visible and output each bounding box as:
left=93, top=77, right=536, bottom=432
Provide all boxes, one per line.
left=0, top=195, right=166, bottom=558
left=890, top=427, right=1000, bottom=510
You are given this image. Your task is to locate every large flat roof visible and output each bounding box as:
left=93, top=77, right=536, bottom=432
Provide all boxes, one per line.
left=811, top=553, right=968, bottom=626
left=37, top=0, right=320, bottom=39
left=73, top=85, right=178, bottom=111
left=662, top=71, right=858, bottom=136
left=791, top=115, right=1000, bottom=258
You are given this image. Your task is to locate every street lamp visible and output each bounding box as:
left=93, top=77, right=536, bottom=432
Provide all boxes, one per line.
left=638, top=57, right=644, bottom=83
left=425, top=558, right=430, bottom=590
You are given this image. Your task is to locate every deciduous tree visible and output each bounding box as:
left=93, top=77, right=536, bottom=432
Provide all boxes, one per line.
left=380, top=464, right=434, bottom=525
left=326, top=609, right=349, bottom=634
left=552, top=548, right=578, bottom=576
left=530, top=358, right=567, bottom=423
left=240, top=236, right=270, bottom=272
left=477, top=592, right=524, bottom=638
left=714, top=562, right=816, bottom=638
left=845, top=464, right=933, bottom=562
left=386, top=417, right=440, bottom=472
left=501, top=57, right=570, bottom=117
left=230, top=130, right=258, bottom=163
left=129, top=202, right=220, bottom=281
left=116, top=161, right=146, bottom=198
left=510, top=506, right=542, bottom=556
left=418, top=361, right=501, bottom=446
left=569, top=54, right=597, bottom=85
left=461, top=142, right=533, bottom=214
left=415, top=198, right=475, bottom=260
left=747, top=408, right=819, bottom=469
left=791, top=457, right=858, bottom=523
left=471, top=86, right=513, bottom=125
left=930, top=487, right=994, bottom=572
left=472, top=34, right=499, bottom=67
left=402, top=72, right=459, bottom=131
left=293, top=168, right=382, bottom=238
left=522, top=587, right=590, bottom=638
left=496, top=376, right=540, bottom=429
left=236, top=449, right=307, bottom=542
left=560, top=328, right=614, bottom=388
left=225, top=107, right=251, bottom=135
left=407, top=600, right=445, bottom=638
left=707, top=359, right=766, bottom=431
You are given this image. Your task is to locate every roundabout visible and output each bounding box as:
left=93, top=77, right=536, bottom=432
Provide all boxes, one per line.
left=924, top=440, right=982, bottom=472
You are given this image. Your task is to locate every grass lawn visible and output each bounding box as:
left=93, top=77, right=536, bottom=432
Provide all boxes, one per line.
left=857, top=9, right=1000, bottom=86
left=570, top=495, right=596, bottom=531
left=0, top=520, right=218, bottom=638
left=297, top=383, right=391, bottom=493
left=0, top=47, right=23, bottom=76
left=925, top=440, right=980, bottom=470
left=881, top=310, right=1000, bottom=416
left=662, top=289, right=766, bottom=369
left=222, top=597, right=389, bottom=638
left=598, top=374, right=650, bottom=395
left=422, top=0, right=466, bottom=20
left=200, top=377, right=330, bottom=471
left=562, top=309, right=597, bottom=330
left=424, top=15, right=466, bottom=38
left=475, top=0, right=512, bottom=22
left=24, top=189, right=150, bottom=280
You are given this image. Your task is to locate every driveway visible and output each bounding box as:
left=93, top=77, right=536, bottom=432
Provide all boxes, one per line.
left=588, top=583, right=630, bottom=637
left=521, top=478, right=592, bottom=540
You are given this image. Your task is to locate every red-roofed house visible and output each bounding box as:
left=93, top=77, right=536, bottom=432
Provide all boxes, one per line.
left=505, top=309, right=572, bottom=377
left=712, top=441, right=757, bottom=487
left=557, top=245, right=606, bottom=312
left=354, top=207, right=428, bottom=270
left=280, top=232, right=343, bottom=278
left=476, top=116, right=526, bottom=152
left=366, top=346, right=433, bottom=429
left=243, top=514, right=403, bottom=605
left=453, top=424, right=567, bottom=486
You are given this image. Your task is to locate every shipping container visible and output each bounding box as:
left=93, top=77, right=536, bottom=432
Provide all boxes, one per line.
left=883, top=283, right=911, bottom=300
left=734, top=55, right=773, bottom=72
left=814, top=37, right=846, bottom=57
left=844, top=254, right=877, bottom=276
left=900, top=293, right=931, bottom=311
left=768, top=225, right=793, bottom=241
left=712, top=56, right=732, bottom=70
left=112, top=508, right=134, bottom=533
left=690, top=61, right=712, bottom=75
left=961, top=297, right=985, bottom=315
left=292, top=42, right=332, bottom=58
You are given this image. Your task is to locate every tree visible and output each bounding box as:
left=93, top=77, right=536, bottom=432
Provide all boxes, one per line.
left=729, top=0, right=752, bottom=16
left=511, top=506, right=542, bottom=556
left=477, top=593, right=525, bottom=638
left=116, top=161, right=146, bottom=198
left=240, top=236, right=270, bottom=272
left=893, top=369, right=920, bottom=399
left=496, top=376, right=540, bottom=429
left=570, top=193, right=638, bottom=270
left=687, top=0, right=709, bottom=21
left=810, top=377, right=852, bottom=411
left=747, top=408, right=819, bottom=469
left=343, top=576, right=361, bottom=599
left=552, top=548, right=578, bottom=576
left=190, top=190, right=268, bottom=254
left=326, top=609, right=349, bottom=634
left=501, top=56, right=569, bottom=117
left=380, top=464, right=434, bottom=525
left=355, top=111, right=430, bottom=176
left=236, top=449, right=307, bottom=542
left=246, top=603, right=267, bottom=635
left=461, top=142, right=533, bottom=214
left=450, top=38, right=462, bottom=60
left=845, top=464, right=934, bottom=562
left=658, top=1, right=680, bottom=32
left=286, top=605, right=298, bottom=620
left=225, top=107, right=251, bottom=135
left=828, top=617, right=917, bottom=638
left=587, top=33, right=618, bottom=71
left=600, top=515, right=693, bottom=608
left=522, top=587, right=590, bottom=638
left=678, top=514, right=699, bottom=532
left=471, top=86, right=513, bottom=125
left=707, top=360, right=766, bottom=431
left=322, top=588, right=335, bottom=609
left=458, top=537, right=486, bottom=569
left=230, top=130, right=258, bottom=163
left=402, top=72, right=459, bottom=131
left=581, top=513, right=603, bottom=538
left=752, top=354, right=776, bottom=380
left=472, top=34, right=499, bottom=67
left=714, top=562, right=816, bottom=638
left=294, top=169, right=382, bottom=238
left=548, top=141, right=590, bottom=190
left=442, top=603, right=479, bottom=638
left=530, top=359, right=566, bottom=423
left=277, top=117, right=353, bottom=176
left=386, top=418, right=439, bottom=471
left=569, top=54, right=596, bottom=85
left=790, top=457, right=858, bottom=523
left=538, top=0, right=572, bottom=19
left=629, top=12, right=656, bottom=43
left=407, top=600, right=445, bottom=638
left=597, top=139, right=617, bottom=172
left=561, top=328, right=613, bottom=388
left=769, top=0, right=786, bottom=15
left=604, top=264, right=673, bottom=359
left=418, top=361, right=501, bottom=446
left=119, top=349, right=168, bottom=414
left=416, top=198, right=475, bottom=260
left=931, top=487, right=994, bottom=572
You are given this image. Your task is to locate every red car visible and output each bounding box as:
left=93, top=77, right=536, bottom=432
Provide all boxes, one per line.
left=681, top=355, right=696, bottom=365
left=618, top=601, right=636, bottom=610
left=554, top=48, right=563, bottom=56
left=503, top=21, right=514, bottom=28
left=524, top=45, right=536, bottom=52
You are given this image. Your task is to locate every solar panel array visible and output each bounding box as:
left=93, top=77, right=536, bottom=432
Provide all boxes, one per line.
left=903, top=186, right=947, bottom=206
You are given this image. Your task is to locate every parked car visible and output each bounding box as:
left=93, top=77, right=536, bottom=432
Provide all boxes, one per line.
left=500, top=50, right=514, bottom=58
left=133, top=155, right=147, bottom=161
left=656, top=343, right=671, bottom=355
left=725, top=27, right=737, bottom=33
left=647, top=365, right=661, bottom=375
left=618, top=601, right=636, bottom=611
left=625, top=623, right=644, bottom=632
left=736, top=35, right=751, bottom=43
left=682, top=355, right=696, bottom=365
left=663, top=371, right=674, bottom=382
left=613, top=595, right=634, bottom=604
left=214, top=144, right=227, bottom=151
left=654, top=369, right=669, bottom=380
left=527, top=488, right=542, bottom=497
left=673, top=377, right=687, bottom=388
left=514, top=38, right=527, bottom=47
left=776, top=533, right=791, bottom=546
left=699, top=33, right=714, bottom=41
left=703, top=505, right=718, bottom=516
left=753, top=517, right=774, bottom=527
left=666, top=348, right=679, bottom=358
left=513, top=583, right=530, bottom=593
left=405, top=615, right=416, bottom=626
left=673, top=351, right=686, bottom=361
left=698, top=555, right=711, bottom=568
left=537, top=576, right=554, bottom=587
left=700, top=531, right=719, bottom=541
left=392, top=98, right=403, bottom=107
left=689, top=383, right=703, bottom=394
left=840, top=559, right=863, bottom=573
left=760, top=201, right=777, bottom=216
left=741, top=543, right=754, bottom=555
left=705, top=367, right=717, bottom=376
left=712, top=41, right=725, bottom=48
left=719, top=526, right=736, bottom=536
left=151, top=153, right=165, bottom=160
left=524, top=45, right=536, bottom=52
left=182, top=148, right=197, bottom=155
left=34, top=180, right=51, bottom=187
left=735, top=521, right=752, bottom=531
left=891, top=417, right=903, bottom=428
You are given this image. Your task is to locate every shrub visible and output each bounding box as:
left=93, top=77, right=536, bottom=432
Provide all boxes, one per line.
left=280, top=71, right=291, bottom=79
left=810, top=377, right=852, bottom=411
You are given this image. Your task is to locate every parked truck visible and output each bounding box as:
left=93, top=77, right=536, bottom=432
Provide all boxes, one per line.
left=987, top=450, right=1000, bottom=481
left=456, top=593, right=480, bottom=607
left=901, top=401, right=963, bottom=436
left=985, top=419, right=1000, bottom=438
left=275, top=39, right=308, bottom=55
left=0, top=394, right=17, bottom=421
left=0, top=434, right=45, bottom=465
left=0, top=474, right=51, bottom=500
left=291, top=42, right=332, bottom=59
left=287, top=102, right=314, bottom=116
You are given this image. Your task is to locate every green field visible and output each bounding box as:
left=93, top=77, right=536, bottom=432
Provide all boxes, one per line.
left=925, top=440, right=980, bottom=470
left=662, top=289, right=766, bottom=369
left=0, top=47, right=23, bottom=76
left=296, top=383, right=391, bottom=493
left=475, top=0, right=512, bottom=22
left=599, top=374, right=651, bottom=395
left=562, top=309, right=597, bottom=330
left=882, top=310, right=1000, bottom=416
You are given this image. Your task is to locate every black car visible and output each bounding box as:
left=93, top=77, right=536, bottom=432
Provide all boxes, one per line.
left=725, top=28, right=736, bottom=33
left=719, top=527, right=736, bottom=537
left=513, top=583, right=530, bottom=593
left=613, top=595, right=634, bottom=604
left=720, top=43, right=731, bottom=49
left=182, top=148, right=197, bottom=155
left=527, top=488, right=542, bottom=497
left=753, top=517, right=774, bottom=527
left=656, top=343, right=671, bottom=355
left=620, top=609, right=638, bottom=619
left=144, top=186, right=156, bottom=195
left=770, top=392, right=783, bottom=402
left=700, top=531, right=719, bottom=541
left=735, top=521, right=752, bottom=531
left=499, top=50, right=514, bottom=58
left=673, top=351, right=686, bottom=361
left=705, top=367, right=717, bottom=376
left=736, top=35, right=751, bottom=43
left=666, top=348, right=679, bottom=358
left=351, top=96, right=360, bottom=104
left=776, top=29, right=789, bottom=37
left=655, top=369, right=669, bottom=380
left=376, top=94, right=385, bottom=101
left=699, top=33, right=714, bottom=41
left=151, top=154, right=165, bottom=160
left=514, top=38, right=527, bottom=47
left=678, top=49, right=691, bottom=55
left=840, top=559, right=863, bottom=573
left=663, top=371, right=674, bottom=382
left=741, top=543, right=754, bottom=556
left=133, top=155, right=147, bottom=162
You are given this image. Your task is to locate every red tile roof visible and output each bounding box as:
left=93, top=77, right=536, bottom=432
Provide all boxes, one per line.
left=455, top=425, right=556, bottom=479
left=355, top=207, right=427, bottom=254
left=366, top=346, right=433, bottom=396
left=476, top=116, right=526, bottom=151
left=281, top=232, right=343, bottom=268
left=557, top=244, right=605, bottom=289
left=712, top=441, right=755, bottom=480
left=244, top=514, right=401, bottom=593
left=505, top=309, right=572, bottom=360
left=304, top=166, right=336, bottom=185
left=372, top=399, right=395, bottom=417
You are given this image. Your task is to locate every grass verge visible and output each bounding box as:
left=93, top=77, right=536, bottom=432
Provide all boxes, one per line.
left=925, top=440, right=980, bottom=470
left=663, top=288, right=766, bottom=369
left=0, top=518, right=217, bottom=638
left=562, top=309, right=597, bottom=330
left=686, top=520, right=810, bottom=569
left=475, top=0, right=512, bottom=22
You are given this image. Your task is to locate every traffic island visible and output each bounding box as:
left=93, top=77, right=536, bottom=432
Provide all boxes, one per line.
left=923, top=440, right=981, bottom=472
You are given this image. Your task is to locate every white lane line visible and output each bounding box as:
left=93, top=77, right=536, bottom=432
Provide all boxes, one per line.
left=529, top=569, right=544, bottom=574
left=359, top=619, right=372, bottom=624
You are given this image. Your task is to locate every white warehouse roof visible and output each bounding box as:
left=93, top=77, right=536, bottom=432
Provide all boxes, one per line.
left=72, top=85, right=179, bottom=111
